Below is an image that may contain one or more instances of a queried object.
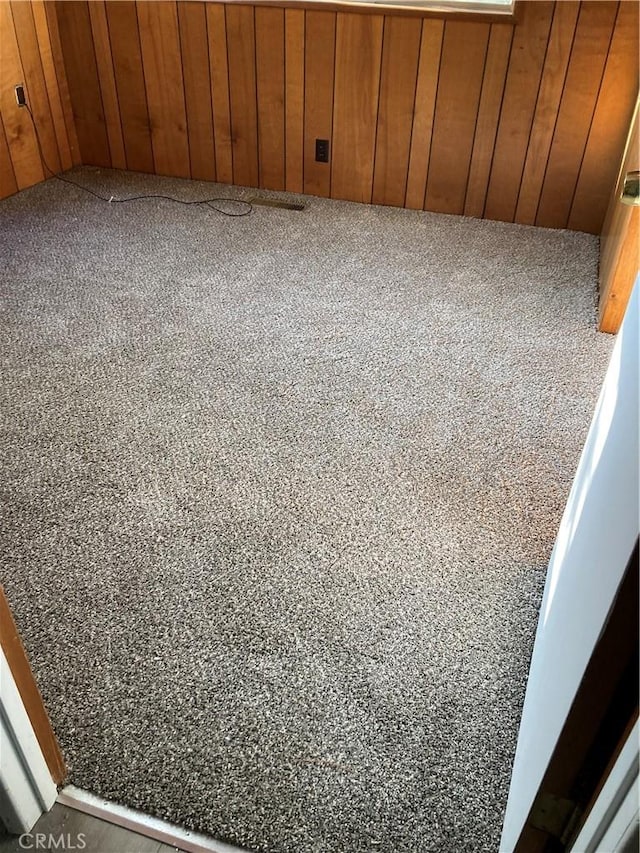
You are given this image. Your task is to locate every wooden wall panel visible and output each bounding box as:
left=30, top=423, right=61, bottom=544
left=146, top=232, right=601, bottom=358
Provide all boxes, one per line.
left=32, top=0, right=73, bottom=172
left=304, top=11, right=335, bottom=197
left=226, top=5, right=259, bottom=188
left=536, top=1, right=619, bottom=229
left=0, top=118, right=19, bottom=198
left=207, top=3, right=232, bottom=185
left=425, top=20, right=489, bottom=215
left=284, top=9, right=304, bottom=194
left=0, top=0, right=76, bottom=200
left=3, top=1, right=639, bottom=235
left=404, top=19, right=443, bottom=210
left=12, top=1, right=62, bottom=175
left=55, top=2, right=111, bottom=170
left=332, top=13, right=384, bottom=203
left=0, top=1, right=45, bottom=190
left=104, top=1, right=154, bottom=173
left=514, top=1, right=579, bottom=225
left=86, top=1, right=126, bottom=171
left=570, top=1, right=640, bottom=234
left=464, top=23, right=512, bottom=218
left=137, top=1, right=190, bottom=179
left=177, top=2, right=215, bottom=182
left=372, top=16, right=422, bottom=208
left=43, top=1, right=80, bottom=168
left=255, top=7, right=286, bottom=191
left=483, top=1, right=554, bottom=223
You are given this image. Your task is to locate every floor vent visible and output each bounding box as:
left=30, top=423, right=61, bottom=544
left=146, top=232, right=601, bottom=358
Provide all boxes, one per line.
left=249, top=196, right=305, bottom=211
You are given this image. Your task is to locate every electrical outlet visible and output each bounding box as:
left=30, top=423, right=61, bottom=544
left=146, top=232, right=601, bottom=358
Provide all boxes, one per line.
left=15, top=84, right=26, bottom=107
left=315, top=139, right=329, bottom=163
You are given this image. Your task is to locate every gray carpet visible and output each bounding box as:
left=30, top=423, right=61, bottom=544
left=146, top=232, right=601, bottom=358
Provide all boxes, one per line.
left=0, top=168, right=612, bottom=853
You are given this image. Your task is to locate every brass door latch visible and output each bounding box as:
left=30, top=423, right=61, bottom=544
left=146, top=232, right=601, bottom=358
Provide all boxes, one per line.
left=620, top=170, right=640, bottom=206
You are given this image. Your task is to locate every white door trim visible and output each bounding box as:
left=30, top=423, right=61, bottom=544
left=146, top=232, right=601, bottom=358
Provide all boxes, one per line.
left=0, top=647, right=57, bottom=833
left=570, top=720, right=639, bottom=853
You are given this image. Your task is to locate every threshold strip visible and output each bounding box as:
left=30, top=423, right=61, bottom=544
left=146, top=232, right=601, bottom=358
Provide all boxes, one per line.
left=57, top=785, right=247, bottom=853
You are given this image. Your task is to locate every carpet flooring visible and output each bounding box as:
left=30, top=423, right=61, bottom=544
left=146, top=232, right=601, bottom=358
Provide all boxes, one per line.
left=0, top=169, right=612, bottom=853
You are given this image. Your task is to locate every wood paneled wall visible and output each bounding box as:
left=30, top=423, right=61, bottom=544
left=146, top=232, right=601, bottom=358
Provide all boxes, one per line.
left=1, top=1, right=638, bottom=236
left=51, top=0, right=638, bottom=234
left=0, top=1, right=79, bottom=199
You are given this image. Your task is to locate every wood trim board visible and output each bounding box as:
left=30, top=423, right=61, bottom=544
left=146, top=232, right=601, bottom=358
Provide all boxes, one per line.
left=0, top=587, right=66, bottom=785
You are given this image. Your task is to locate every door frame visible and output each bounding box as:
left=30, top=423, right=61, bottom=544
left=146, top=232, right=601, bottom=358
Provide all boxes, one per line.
left=0, top=646, right=57, bottom=833
left=570, top=719, right=639, bottom=853
left=0, top=588, right=64, bottom=833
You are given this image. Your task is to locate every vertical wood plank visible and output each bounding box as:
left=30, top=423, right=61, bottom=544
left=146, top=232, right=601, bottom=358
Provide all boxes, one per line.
left=31, top=0, right=72, bottom=171
left=55, top=1, right=110, bottom=168
left=87, top=0, right=126, bottom=171
left=255, top=7, right=285, bottom=191
left=11, top=1, right=62, bottom=174
left=44, top=0, right=81, bottom=166
left=425, top=20, right=489, bottom=215
left=371, top=16, right=422, bottom=207
left=536, top=1, right=619, bottom=229
left=207, top=3, right=232, bottom=185
left=1, top=1, right=45, bottom=187
left=331, top=12, right=384, bottom=203
left=0, top=116, right=18, bottom=199
left=464, top=23, right=512, bottom=218
left=515, top=1, right=580, bottom=225
left=137, top=1, right=190, bottom=179
left=304, top=11, right=335, bottom=197
left=226, top=5, right=258, bottom=188
left=484, top=1, right=555, bottom=222
left=405, top=19, right=443, bottom=210
left=569, top=1, right=639, bottom=234
left=284, top=9, right=304, bottom=194
left=105, top=0, right=154, bottom=174
left=177, top=2, right=215, bottom=183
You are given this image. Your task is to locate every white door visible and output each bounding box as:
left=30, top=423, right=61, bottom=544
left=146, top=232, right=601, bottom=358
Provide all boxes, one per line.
left=500, top=280, right=639, bottom=851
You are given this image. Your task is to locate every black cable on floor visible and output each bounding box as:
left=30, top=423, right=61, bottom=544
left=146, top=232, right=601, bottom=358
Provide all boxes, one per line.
left=24, top=103, right=253, bottom=218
